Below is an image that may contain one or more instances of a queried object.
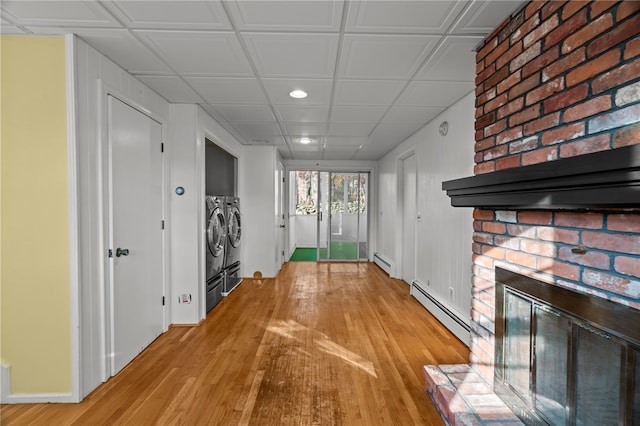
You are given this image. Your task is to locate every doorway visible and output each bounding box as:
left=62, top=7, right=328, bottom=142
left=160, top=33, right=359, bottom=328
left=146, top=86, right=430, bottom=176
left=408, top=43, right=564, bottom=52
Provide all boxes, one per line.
left=289, top=170, right=369, bottom=262
left=107, top=95, right=164, bottom=376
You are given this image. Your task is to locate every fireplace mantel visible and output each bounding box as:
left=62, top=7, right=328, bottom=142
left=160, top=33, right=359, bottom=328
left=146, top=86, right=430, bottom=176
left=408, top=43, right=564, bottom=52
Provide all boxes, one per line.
left=442, top=144, right=640, bottom=210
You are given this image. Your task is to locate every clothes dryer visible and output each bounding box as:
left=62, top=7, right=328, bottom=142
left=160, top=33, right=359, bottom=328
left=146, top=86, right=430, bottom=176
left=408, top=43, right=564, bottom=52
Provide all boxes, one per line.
left=205, top=195, right=226, bottom=282
left=223, top=196, right=242, bottom=295
left=224, top=196, right=241, bottom=268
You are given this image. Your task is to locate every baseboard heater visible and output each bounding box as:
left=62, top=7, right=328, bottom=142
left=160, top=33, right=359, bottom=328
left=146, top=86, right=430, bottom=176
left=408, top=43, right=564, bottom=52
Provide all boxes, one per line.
left=373, top=252, right=392, bottom=275
left=411, top=280, right=470, bottom=346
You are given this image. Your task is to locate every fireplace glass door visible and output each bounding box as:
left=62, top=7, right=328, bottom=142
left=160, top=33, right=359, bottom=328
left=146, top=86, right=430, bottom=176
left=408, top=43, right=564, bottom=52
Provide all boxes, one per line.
left=495, top=268, right=640, bottom=425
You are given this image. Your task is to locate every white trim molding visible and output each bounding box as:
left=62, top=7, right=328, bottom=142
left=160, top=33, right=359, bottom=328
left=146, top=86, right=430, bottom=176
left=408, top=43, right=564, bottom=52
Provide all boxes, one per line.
left=65, top=33, right=82, bottom=403
left=410, top=280, right=471, bottom=347
left=0, top=366, right=75, bottom=404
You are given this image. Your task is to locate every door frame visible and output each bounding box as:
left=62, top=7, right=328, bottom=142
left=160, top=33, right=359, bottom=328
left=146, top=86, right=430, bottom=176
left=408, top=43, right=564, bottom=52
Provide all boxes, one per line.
left=98, top=83, right=169, bottom=380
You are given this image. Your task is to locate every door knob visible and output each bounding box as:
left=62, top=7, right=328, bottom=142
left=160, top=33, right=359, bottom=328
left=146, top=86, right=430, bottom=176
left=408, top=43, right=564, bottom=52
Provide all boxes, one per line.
left=116, top=248, right=129, bottom=257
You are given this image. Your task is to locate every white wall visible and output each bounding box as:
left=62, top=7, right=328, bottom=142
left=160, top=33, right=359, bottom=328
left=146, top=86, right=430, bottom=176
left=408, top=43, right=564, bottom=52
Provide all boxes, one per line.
left=376, top=92, right=475, bottom=343
left=169, top=105, right=246, bottom=323
left=415, top=93, right=474, bottom=322
left=74, top=36, right=171, bottom=398
left=168, top=105, right=199, bottom=324
left=242, top=146, right=279, bottom=277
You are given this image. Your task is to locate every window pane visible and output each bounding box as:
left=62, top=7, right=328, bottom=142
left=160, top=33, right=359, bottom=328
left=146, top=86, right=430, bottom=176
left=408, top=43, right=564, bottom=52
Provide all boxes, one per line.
left=534, top=307, right=569, bottom=425
left=505, top=291, right=532, bottom=401
left=575, top=325, right=621, bottom=426
left=295, top=171, right=317, bottom=215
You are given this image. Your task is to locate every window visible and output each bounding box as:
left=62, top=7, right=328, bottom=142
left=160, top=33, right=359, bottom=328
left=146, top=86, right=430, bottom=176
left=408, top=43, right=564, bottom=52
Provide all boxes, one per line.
left=295, top=171, right=318, bottom=215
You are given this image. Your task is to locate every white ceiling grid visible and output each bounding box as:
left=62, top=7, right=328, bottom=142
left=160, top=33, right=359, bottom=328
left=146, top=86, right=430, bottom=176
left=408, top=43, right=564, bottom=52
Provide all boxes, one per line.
left=1, top=0, right=524, bottom=161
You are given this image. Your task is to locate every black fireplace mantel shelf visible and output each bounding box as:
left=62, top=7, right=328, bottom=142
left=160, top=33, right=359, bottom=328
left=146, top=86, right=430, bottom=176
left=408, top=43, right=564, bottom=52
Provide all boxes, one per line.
left=442, top=144, right=640, bottom=210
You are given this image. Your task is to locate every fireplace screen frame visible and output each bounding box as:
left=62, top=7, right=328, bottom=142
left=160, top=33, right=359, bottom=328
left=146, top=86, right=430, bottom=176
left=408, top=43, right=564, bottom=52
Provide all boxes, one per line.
left=494, top=267, right=640, bottom=425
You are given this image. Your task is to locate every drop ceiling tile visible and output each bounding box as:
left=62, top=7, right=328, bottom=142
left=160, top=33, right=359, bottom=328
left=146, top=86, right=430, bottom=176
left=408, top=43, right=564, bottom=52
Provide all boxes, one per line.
left=200, top=105, right=231, bottom=128
left=330, top=106, right=387, bottom=124
left=345, top=0, right=466, bottom=34
left=285, top=123, right=326, bottom=137
left=339, top=34, right=439, bottom=80
left=323, top=147, right=360, bottom=161
left=292, top=144, right=323, bottom=153
left=242, top=33, right=339, bottom=78
left=381, top=106, right=443, bottom=125
left=293, top=151, right=324, bottom=160
left=212, top=104, right=276, bottom=122
left=1, top=1, right=121, bottom=27
left=136, top=75, right=202, bottom=103
left=333, top=79, right=406, bottom=106
left=225, top=0, right=344, bottom=32
left=0, top=25, right=27, bottom=34
left=231, top=122, right=283, bottom=140
left=396, top=81, right=473, bottom=107
left=290, top=136, right=323, bottom=147
left=324, top=136, right=368, bottom=147
left=369, top=123, right=424, bottom=146
left=186, top=77, right=268, bottom=104
left=103, top=1, right=231, bottom=30
left=327, top=123, right=376, bottom=137
left=274, top=106, right=329, bottom=123
left=277, top=146, right=294, bottom=159
left=451, top=0, right=524, bottom=34
left=415, top=35, right=484, bottom=82
left=243, top=135, right=287, bottom=145
left=351, top=143, right=392, bottom=161
left=138, top=31, right=253, bottom=76
left=262, top=78, right=332, bottom=106
left=34, top=28, right=173, bottom=74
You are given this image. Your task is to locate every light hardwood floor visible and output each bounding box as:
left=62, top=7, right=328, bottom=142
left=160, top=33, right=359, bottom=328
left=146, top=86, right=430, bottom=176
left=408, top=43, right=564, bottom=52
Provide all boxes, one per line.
left=1, top=262, right=469, bottom=425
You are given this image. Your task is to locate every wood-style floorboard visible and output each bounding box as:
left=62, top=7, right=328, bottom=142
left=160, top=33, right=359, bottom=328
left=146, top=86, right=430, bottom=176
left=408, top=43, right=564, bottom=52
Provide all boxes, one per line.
left=1, top=262, right=469, bottom=425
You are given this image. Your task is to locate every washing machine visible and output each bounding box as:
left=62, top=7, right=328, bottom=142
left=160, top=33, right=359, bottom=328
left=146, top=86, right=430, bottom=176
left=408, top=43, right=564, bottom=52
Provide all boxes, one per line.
left=223, top=196, right=242, bottom=295
left=205, top=195, right=226, bottom=311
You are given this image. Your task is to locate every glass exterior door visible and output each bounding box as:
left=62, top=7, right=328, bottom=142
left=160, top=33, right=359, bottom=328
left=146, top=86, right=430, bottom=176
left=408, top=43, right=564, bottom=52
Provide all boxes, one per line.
left=318, top=172, right=368, bottom=261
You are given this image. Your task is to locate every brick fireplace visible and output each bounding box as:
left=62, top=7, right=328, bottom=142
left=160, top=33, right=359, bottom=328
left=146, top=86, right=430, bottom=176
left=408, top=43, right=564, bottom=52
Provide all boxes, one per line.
left=426, top=1, right=640, bottom=424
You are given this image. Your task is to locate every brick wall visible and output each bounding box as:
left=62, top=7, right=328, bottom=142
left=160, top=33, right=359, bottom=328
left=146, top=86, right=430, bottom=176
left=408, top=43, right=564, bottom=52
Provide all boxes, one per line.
left=471, top=0, right=640, bottom=383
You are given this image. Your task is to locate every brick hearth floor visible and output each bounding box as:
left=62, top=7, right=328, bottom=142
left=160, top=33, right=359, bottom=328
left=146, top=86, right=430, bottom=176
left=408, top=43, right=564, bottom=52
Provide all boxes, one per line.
left=424, top=364, right=524, bottom=425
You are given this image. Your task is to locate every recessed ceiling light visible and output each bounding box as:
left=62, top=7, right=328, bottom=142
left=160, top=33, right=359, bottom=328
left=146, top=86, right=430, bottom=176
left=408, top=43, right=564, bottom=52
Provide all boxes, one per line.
left=299, top=137, right=312, bottom=144
left=289, top=89, right=307, bottom=99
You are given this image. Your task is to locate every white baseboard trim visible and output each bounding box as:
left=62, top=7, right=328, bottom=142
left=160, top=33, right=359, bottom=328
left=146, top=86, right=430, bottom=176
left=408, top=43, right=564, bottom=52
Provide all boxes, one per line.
left=373, top=252, right=393, bottom=275
left=0, top=365, right=76, bottom=404
left=410, top=280, right=471, bottom=347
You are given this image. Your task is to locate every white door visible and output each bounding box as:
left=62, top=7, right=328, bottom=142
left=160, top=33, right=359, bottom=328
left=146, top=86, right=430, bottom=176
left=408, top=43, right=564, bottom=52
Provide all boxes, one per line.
left=108, top=96, right=164, bottom=375
left=402, top=154, right=416, bottom=285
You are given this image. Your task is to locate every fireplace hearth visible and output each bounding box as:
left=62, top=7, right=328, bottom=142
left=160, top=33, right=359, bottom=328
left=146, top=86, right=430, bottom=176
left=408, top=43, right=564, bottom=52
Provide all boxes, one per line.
left=494, top=267, right=640, bottom=425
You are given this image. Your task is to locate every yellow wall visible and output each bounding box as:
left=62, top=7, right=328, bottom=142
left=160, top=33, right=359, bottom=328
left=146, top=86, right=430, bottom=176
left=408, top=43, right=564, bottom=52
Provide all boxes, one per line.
left=1, top=35, right=71, bottom=394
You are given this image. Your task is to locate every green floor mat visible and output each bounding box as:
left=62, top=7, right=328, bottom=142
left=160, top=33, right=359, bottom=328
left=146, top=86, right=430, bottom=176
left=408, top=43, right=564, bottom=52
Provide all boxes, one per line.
left=289, top=248, right=318, bottom=261
left=289, top=242, right=360, bottom=261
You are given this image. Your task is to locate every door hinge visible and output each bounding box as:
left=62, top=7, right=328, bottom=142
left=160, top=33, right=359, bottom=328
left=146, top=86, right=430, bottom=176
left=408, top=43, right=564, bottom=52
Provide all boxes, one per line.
left=108, top=249, right=113, bottom=258
left=282, top=177, right=285, bottom=183
left=282, top=250, right=285, bottom=256
left=161, top=143, right=164, bottom=153
left=162, top=296, right=165, bottom=306
left=161, top=220, right=165, bottom=230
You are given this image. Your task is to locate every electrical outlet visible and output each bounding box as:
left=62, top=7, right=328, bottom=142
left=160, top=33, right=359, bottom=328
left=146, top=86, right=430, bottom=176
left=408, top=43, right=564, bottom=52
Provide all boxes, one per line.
left=180, top=293, right=192, bottom=304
